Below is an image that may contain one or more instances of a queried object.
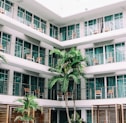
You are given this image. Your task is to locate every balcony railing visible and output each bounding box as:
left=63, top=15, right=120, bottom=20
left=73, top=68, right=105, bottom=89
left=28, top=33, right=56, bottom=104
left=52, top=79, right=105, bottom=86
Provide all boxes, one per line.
left=0, top=81, right=126, bottom=100
left=85, top=18, right=123, bottom=36
left=86, top=50, right=125, bottom=66
left=86, top=85, right=126, bottom=100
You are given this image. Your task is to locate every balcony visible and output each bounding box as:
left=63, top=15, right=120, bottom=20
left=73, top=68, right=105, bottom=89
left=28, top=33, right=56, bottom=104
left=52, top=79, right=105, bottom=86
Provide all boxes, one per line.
left=86, top=50, right=125, bottom=66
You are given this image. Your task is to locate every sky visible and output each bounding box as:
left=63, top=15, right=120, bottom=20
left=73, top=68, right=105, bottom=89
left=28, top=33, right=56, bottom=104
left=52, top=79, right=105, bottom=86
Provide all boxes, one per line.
left=36, top=0, right=124, bottom=17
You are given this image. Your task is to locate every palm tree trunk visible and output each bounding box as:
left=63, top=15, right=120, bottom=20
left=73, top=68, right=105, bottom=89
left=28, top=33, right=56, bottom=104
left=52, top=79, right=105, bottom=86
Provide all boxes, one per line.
left=64, top=93, right=71, bottom=123
left=73, top=83, right=76, bottom=122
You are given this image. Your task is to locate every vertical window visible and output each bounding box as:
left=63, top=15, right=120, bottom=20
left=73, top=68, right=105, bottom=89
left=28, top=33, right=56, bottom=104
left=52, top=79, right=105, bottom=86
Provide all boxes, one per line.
left=115, top=42, right=125, bottom=62
left=25, top=11, right=32, bottom=26
left=31, top=76, right=37, bottom=92
left=38, top=78, right=45, bottom=93
left=86, top=78, right=94, bottom=99
left=2, top=32, right=11, bottom=53
left=114, top=13, right=123, bottom=29
left=68, top=25, right=74, bottom=40
left=41, top=19, right=46, bottom=33
left=94, top=47, right=103, bottom=65
left=50, top=24, right=58, bottom=39
left=85, top=48, right=93, bottom=66
left=40, top=47, right=45, bottom=65
left=105, top=44, right=114, bottom=63
left=32, top=45, right=38, bottom=61
left=34, top=15, right=40, bottom=29
left=24, top=41, right=31, bottom=59
left=0, top=69, right=8, bottom=94
left=76, top=24, right=80, bottom=38
left=60, top=27, right=67, bottom=41
left=15, top=38, right=23, bottom=58
left=17, top=7, right=25, bottom=23
left=87, top=110, right=92, bottom=123
left=104, top=15, right=113, bottom=31
left=13, top=72, right=22, bottom=96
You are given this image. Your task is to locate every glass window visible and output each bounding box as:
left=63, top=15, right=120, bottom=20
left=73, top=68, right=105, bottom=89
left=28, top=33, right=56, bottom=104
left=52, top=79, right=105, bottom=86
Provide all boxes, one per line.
left=2, top=32, right=11, bottom=53
left=50, top=24, right=58, bottom=39
left=34, top=15, right=40, bottom=29
left=13, top=72, right=22, bottom=96
left=0, top=69, right=8, bottom=94
left=17, top=7, right=25, bottom=23
left=115, top=42, right=125, bottom=62
left=105, top=44, right=114, bottom=63
left=86, top=78, right=94, bottom=99
left=60, top=27, right=67, bottom=41
left=32, top=45, right=38, bottom=61
left=104, top=15, right=113, bottom=30
left=31, top=76, right=37, bottom=92
left=24, top=41, right=31, bottom=59
left=40, top=47, right=45, bottom=64
left=41, top=19, right=46, bottom=33
left=25, top=11, right=32, bottom=26
left=38, top=78, right=45, bottom=93
left=85, top=48, right=93, bottom=66
left=114, top=13, right=123, bottom=29
left=15, top=38, right=23, bottom=58
left=94, top=47, right=103, bottom=64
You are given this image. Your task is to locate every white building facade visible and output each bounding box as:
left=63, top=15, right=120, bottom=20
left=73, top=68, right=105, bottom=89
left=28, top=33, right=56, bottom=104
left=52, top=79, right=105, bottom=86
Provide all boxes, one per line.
left=0, top=0, right=126, bottom=123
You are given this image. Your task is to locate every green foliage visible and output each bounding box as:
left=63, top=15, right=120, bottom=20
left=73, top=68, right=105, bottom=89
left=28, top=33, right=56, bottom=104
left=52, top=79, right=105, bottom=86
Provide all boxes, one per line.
left=48, top=47, right=87, bottom=93
left=14, top=95, right=39, bottom=122
left=71, top=113, right=83, bottom=123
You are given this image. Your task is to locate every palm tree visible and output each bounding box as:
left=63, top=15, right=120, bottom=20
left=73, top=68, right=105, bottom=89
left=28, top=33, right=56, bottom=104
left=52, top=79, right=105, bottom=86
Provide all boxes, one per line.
left=14, top=95, right=39, bottom=123
left=48, top=48, right=86, bottom=123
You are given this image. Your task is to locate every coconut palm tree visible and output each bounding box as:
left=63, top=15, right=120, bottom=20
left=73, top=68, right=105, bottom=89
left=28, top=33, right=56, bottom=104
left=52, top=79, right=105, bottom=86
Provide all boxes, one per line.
left=48, top=48, right=86, bottom=123
left=14, top=95, right=39, bottom=123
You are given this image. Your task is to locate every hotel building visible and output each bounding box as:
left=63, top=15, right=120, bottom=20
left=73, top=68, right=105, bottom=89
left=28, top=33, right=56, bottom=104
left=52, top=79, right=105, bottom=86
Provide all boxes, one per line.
left=0, top=0, right=126, bottom=123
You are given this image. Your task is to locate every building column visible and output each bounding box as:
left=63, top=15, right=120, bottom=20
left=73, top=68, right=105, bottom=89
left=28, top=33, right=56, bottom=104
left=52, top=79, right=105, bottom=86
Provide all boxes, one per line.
left=123, top=10, right=126, bottom=28
left=80, top=21, right=84, bottom=38
left=8, top=69, right=14, bottom=95
left=81, top=109, right=87, bottom=123
left=44, top=78, right=49, bottom=99
left=81, top=77, right=86, bottom=100
left=46, top=21, right=50, bottom=35
left=12, top=3, right=18, bottom=19
left=10, top=35, right=16, bottom=55
left=45, top=48, right=49, bottom=66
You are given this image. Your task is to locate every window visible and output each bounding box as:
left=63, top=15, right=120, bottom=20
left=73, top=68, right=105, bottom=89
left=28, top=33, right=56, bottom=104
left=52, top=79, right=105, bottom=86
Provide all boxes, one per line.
left=60, top=27, right=67, bottom=41
left=15, top=38, right=23, bottom=58
left=50, top=24, right=58, bottom=39
left=2, top=32, right=11, bottom=53
left=25, top=11, right=32, bottom=26
left=17, top=7, right=25, bottom=23
left=34, top=15, right=40, bottom=29
left=0, top=69, right=8, bottom=94
left=114, top=13, right=123, bottom=29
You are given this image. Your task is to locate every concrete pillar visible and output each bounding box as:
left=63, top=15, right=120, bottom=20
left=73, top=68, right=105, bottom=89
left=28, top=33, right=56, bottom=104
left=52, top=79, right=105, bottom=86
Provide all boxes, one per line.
left=123, top=10, right=126, bottom=28
left=8, top=69, right=14, bottom=95
left=12, top=3, right=18, bottom=19
left=80, top=21, right=84, bottom=38
left=81, top=109, right=87, bottom=123
left=46, top=21, right=50, bottom=35
left=44, top=78, right=49, bottom=99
